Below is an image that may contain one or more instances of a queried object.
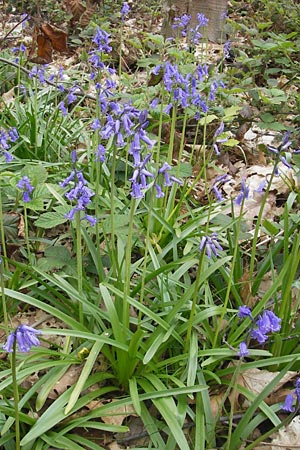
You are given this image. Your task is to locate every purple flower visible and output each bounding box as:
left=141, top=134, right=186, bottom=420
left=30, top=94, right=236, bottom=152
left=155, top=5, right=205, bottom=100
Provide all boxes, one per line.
left=60, top=169, right=96, bottom=225
left=212, top=174, right=230, bottom=202
left=199, top=232, right=223, bottom=258
left=213, top=122, right=228, bottom=155
left=251, top=328, right=268, bottom=344
left=267, top=131, right=299, bottom=171
left=92, top=27, right=112, bottom=54
left=3, top=325, right=42, bottom=353
left=29, top=65, right=46, bottom=84
left=67, top=86, right=79, bottom=104
left=235, top=179, right=250, bottom=206
left=256, top=310, right=281, bottom=334
left=17, top=176, right=34, bottom=202
left=129, top=154, right=154, bottom=198
left=282, top=393, right=295, bottom=413
left=238, top=305, right=252, bottom=319
left=121, top=2, right=130, bottom=19
left=223, top=41, right=231, bottom=59
left=296, top=378, right=300, bottom=403
left=58, top=101, right=67, bottom=116
left=95, top=144, right=106, bottom=162
left=158, top=162, right=182, bottom=187
left=154, top=183, right=164, bottom=198
left=238, top=341, right=249, bottom=358
left=172, top=14, right=191, bottom=36
left=197, top=13, right=209, bottom=27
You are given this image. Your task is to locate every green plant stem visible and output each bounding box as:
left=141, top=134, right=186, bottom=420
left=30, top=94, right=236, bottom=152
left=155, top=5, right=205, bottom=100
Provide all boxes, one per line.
left=123, top=199, right=136, bottom=330
left=248, top=164, right=277, bottom=289
left=75, top=212, right=83, bottom=324
left=0, top=260, right=9, bottom=336
left=213, top=199, right=244, bottom=348
left=109, top=146, right=118, bottom=280
left=23, top=205, right=32, bottom=265
left=184, top=250, right=205, bottom=353
left=225, top=361, right=242, bottom=450
left=11, top=340, right=20, bottom=450
left=0, top=188, right=8, bottom=271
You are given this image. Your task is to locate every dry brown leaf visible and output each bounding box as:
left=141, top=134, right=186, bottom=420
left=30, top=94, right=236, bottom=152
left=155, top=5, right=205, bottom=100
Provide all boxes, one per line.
left=36, top=34, right=53, bottom=63
left=41, top=23, right=67, bottom=52
left=260, top=416, right=300, bottom=450
left=80, top=1, right=97, bottom=27
left=90, top=400, right=137, bottom=426
left=48, top=364, right=84, bottom=399
left=65, top=0, right=86, bottom=22
left=229, top=367, right=296, bottom=410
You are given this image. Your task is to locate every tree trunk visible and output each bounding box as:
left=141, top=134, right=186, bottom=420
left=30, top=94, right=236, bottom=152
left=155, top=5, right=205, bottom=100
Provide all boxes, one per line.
left=162, top=0, right=228, bottom=43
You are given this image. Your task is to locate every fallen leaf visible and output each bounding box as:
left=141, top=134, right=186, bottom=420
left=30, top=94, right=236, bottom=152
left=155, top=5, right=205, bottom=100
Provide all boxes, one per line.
left=41, top=23, right=67, bottom=52
left=229, top=367, right=296, bottom=410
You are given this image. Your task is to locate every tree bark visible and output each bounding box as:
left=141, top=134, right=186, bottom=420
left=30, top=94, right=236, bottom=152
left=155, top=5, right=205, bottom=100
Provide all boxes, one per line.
left=162, top=0, right=228, bottom=43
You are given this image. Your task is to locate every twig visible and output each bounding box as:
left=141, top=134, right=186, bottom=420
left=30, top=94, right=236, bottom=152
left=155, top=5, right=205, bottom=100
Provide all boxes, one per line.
left=0, top=14, right=29, bottom=50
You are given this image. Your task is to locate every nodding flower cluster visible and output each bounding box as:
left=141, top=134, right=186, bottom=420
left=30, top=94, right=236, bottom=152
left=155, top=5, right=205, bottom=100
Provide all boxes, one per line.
left=267, top=131, right=300, bottom=174
left=60, top=158, right=97, bottom=226
left=17, top=176, right=34, bottom=202
left=199, top=232, right=223, bottom=259
left=88, top=27, right=183, bottom=200
left=237, top=305, right=281, bottom=358
left=3, top=324, right=42, bottom=353
left=150, top=60, right=224, bottom=119
left=171, top=12, right=209, bottom=44
left=0, top=127, right=19, bottom=162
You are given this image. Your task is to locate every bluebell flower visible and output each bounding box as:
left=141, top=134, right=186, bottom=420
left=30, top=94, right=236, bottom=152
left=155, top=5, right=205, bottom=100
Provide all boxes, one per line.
left=295, top=378, right=300, bottom=403
left=235, top=179, right=250, bottom=206
left=267, top=131, right=299, bottom=171
left=238, top=341, right=249, bottom=358
left=95, top=144, right=106, bottom=162
left=121, top=2, right=130, bottom=19
left=29, top=65, right=46, bottom=84
left=17, top=176, right=34, bottom=202
left=0, top=127, right=19, bottom=162
left=213, top=122, right=228, bottom=155
left=189, top=13, right=209, bottom=45
left=251, top=310, right=281, bottom=344
left=238, top=305, right=252, bottom=319
left=223, top=41, right=231, bottom=59
left=251, top=328, right=268, bottom=344
left=154, top=183, right=164, bottom=198
left=197, top=13, right=209, bottom=27
left=92, top=27, right=112, bottom=53
left=67, top=85, right=79, bottom=104
left=129, top=154, right=154, bottom=199
left=60, top=169, right=96, bottom=225
left=255, top=179, right=267, bottom=193
left=282, top=393, right=295, bottom=413
left=158, top=162, right=182, bottom=187
left=256, top=310, right=281, bottom=334
left=172, top=14, right=191, bottom=36
left=3, top=325, right=42, bottom=353
left=211, top=174, right=230, bottom=202
left=21, top=13, right=30, bottom=28
left=58, top=101, right=67, bottom=116
left=199, top=232, right=223, bottom=258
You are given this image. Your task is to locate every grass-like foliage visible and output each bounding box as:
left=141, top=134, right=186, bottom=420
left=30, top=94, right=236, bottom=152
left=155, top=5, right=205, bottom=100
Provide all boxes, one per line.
left=0, top=1, right=300, bottom=449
